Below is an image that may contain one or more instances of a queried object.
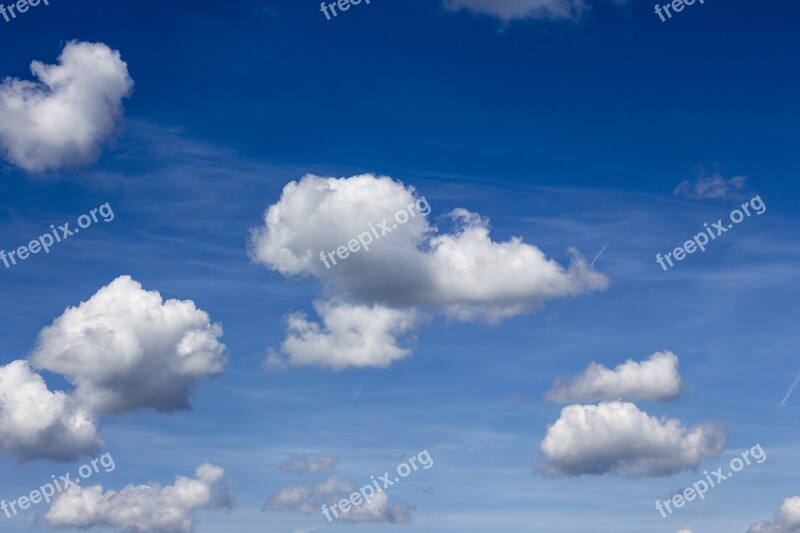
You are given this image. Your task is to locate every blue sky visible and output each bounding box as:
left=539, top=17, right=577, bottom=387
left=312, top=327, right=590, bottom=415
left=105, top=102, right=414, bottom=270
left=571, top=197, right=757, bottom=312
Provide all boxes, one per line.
left=0, top=1, right=799, bottom=532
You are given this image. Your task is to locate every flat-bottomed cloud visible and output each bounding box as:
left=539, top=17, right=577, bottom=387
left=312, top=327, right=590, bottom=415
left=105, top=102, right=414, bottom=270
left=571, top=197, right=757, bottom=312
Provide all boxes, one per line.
left=43, top=463, right=230, bottom=533
left=0, top=360, right=101, bottom=462
left=545, top=351, right=683, bottom=403
left=29, top=275, right=227, bottom=414
left=539, top=401, right=726, bottom=477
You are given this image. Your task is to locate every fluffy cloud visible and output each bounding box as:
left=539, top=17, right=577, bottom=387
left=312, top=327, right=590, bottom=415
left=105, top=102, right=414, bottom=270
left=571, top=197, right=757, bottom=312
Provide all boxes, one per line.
left=43, top=463, right=229, bottom=533
left=263, top=475, right=412, bottom=524
left=339, top=491, right=412, bottom=524
left=249, top=174, right=430, bottom=280
left=427, top=210, right=607, bottom=322
left=674, top=173, right=749, bottom=200
left=748, top=497, right=800, bottom=533
left=266, top=301, right=419, bottom=370
left=677, top=530, right=695, bottom=533
left=29, top=275, right=227, bottom=414
left=539, top=402, right=726, bottom=476
left=0, top=41, right=133, bottom=172
left=441, top=0, right=626, bottom=22
left=251, top=174, right=608, bottom=368
left=280, top=455, right=339, bottom=474
left=0, top=360, right=101, bottom=462
left=250, top=174, right=607, bottom=316
left=545, top=351, right=683, bottom=403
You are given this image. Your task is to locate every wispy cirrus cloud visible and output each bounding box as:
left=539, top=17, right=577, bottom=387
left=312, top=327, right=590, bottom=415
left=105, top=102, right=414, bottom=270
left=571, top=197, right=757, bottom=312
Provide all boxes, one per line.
left=280, top=455, right=339, bottom=475
left=441, top=0, right=626, bottom=22
left=674, top=173, right=750, bottom=201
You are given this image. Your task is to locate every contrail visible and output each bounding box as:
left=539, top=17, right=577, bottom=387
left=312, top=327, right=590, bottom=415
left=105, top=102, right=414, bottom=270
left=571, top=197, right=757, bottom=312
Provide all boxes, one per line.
left=779, top=371, right=800, bottom=408
left=548, top=242, right=609, bottom=326
left=590, top=241, right=610, bottom=268
left=350, top=386, right=364, bottom=407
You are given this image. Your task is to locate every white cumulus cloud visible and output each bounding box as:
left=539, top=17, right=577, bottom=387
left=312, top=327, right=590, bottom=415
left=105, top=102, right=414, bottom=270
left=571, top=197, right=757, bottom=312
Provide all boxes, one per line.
left=43, top=463, right=229, bottom=533
left=29, top=275, right=227, bottom=414
left=0, top=360, right=101, bottom=462
left=748, top=497, right=800, bottom=533
left=339, top=491, right=412, bottom=524
left=539, top=402, right=726, bottom=477
left=545, top=351, right=683, bottom=403
left=427, top=209, right=607, bottom=322
left=251, top=173, right=608, bottom=369
left=0, top=41, right=133, bottom=172
left=266, top=301, right=419, bottom=370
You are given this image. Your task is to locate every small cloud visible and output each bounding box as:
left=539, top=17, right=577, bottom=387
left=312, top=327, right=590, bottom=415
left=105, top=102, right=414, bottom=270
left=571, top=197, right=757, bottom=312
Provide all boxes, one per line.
left=266, top=301, right=419, bottom=371
left=339, top=491, right=413, bottom=524
left=43, top=464, right=230, bottom=532
left=545, top=351, right=683, bottom=403
left=538, top=402, right=726, bottom=477
left=280, top=455, right=339, bottom=475
left=255, top=5, right=279, bottom=18
left=263, top=475, right=413, bottom=523
left=506, top=394, right=525, bottom=406
left=674, top=172, right=750, bottom=200
left=748, top=496, right=800, bottom=532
